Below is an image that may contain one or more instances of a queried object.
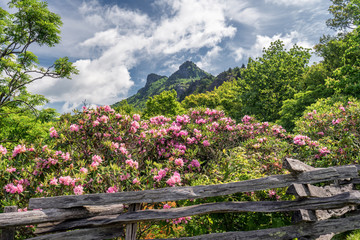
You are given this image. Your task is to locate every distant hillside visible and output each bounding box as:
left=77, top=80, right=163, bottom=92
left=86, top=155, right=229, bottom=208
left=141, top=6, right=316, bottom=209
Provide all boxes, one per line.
left=112, top=61, right=243, bottom=109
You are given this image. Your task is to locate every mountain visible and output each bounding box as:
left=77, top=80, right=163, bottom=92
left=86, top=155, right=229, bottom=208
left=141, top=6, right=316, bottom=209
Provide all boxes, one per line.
left=112, top=61, right=242, bottom=109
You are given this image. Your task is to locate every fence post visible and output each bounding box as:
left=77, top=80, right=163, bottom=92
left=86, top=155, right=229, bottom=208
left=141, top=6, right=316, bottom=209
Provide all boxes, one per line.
left=1, top=206, right=18, bottom=240
left=125, top=203, right=141, bottom=240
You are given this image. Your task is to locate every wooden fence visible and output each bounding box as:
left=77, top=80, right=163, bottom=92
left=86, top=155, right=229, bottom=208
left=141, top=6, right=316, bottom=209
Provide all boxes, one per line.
left=1, top=158, right=360, bottom=240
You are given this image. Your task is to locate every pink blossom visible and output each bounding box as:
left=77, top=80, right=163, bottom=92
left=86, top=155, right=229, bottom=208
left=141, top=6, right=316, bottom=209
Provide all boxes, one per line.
left=92, top=155, right=103, bottom=163
left=202, top=140, right=210, bottom=147
left=100, top=115, right=109, bottom=123
left=12, top=144, right=27, bottom=157
left=92, top=120, right=100, bottom=127
left=166, top=172, right=181, bottom=187
left=70, top=124, right=80, bottom=132
left=332, top=119, right=341, bottom=125
left=91, top=161, right=99, bottom=168
left=132, top=178, right=140, bottom=185
left=6, top=167, right=16, bottom=173
left=80, top=168, right=88, bottom=174
left=59, top=176, right=73, bottom=186
left=163, top=204, right=171, bottom=209
left=317, top=132, right=324, bottom=136
left=103, top=105, right=114, bottom=112
left=133, top=114, right=141, bottom=121
left=269, top=190, right=276, bottom=197
left=49, top=177, right=58, bottom=185
left=74, top=185, right=84, bottom=195
left=49, top=127, right=59, bottom=138
left=242, top=115, right=252, bottom=123
left=0, top=145, right=7, bottom=155
left=175, top=158, right=184, bottom=167
left=190, top=159, right=200, bottom=169
left=4, top=183, right=24, bottom=194
left=293, top=135, right=311, bottom=146
left=120, top=173, right=130, bottom=181
left=107, top=186, right=118, bottom=193
left=154, top=169, right=167, bottom=182
left=319, top=147, right=331, bottom=156
left=339, top=106, right=346, bottom=112
left=125, top=159, right=139, bottom=169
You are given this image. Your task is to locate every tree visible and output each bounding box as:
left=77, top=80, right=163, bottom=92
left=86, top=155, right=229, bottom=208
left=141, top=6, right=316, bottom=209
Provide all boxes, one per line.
left=144, top=90, right=185, bottom=118
left=239, top=40, right=311, bottom=122
left=327, top=0, right=360, bottom=31
left=0, top=0, right=78, bottom=110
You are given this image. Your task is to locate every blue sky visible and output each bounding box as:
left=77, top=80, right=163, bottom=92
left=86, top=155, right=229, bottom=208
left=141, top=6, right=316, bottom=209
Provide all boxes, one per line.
left=1, top=0, right=334, bottom=113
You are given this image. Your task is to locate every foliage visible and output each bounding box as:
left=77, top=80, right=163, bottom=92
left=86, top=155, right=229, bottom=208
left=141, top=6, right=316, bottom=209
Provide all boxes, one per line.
left=0, top=0, right=78, bottom=110
left=294, top=97, right=360, bottom=167
left=239, top=40, right=311, bottom=123
left=0, top=106, right=58, bottom=149
left=327, top=0, right=360, bottom=31
left=181, top=80, right=244, bottom=121
left=144, top=90, right=185, bottom=118
left=325, top=27, right=360, bottom=96
left=278, top=63, right=334, bottom=130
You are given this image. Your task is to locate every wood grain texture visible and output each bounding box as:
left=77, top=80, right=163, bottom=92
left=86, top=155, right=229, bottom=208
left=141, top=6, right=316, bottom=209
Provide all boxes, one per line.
left=28, top=165, right=359, bottom=209
left=26, top=225, right=124, bottom=240
left=283, top=158, right=316, bottom=172
left=34, top=191, right=360, bottom=234
left=0, top=204, right=123, bottom=228
left=153, top=213, right=360, bottom=240
left=0, top=206, right=17, bottom=240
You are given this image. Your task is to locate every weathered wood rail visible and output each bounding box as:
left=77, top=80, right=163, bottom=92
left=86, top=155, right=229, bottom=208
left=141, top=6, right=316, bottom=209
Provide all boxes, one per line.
left=1, top=158, right=360, bottom=240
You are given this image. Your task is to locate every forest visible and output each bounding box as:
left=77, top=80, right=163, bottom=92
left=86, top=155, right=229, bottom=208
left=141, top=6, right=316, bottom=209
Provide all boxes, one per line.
left=1, top=0, right=360, bottom=239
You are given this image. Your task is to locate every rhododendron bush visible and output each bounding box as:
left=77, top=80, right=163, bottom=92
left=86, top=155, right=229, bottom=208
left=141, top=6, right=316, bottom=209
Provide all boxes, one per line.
left=1, top=102, right=360, bottom=238
left=1, top=106, right=274, bottom=207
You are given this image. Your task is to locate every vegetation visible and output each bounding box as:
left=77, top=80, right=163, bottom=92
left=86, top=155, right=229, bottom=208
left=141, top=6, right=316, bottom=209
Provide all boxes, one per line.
left=1, top=0, right=360, bottom=239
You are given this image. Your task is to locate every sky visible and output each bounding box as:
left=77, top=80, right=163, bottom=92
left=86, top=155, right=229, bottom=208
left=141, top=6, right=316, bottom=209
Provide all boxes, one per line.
left=1, top=0, right=334, bottom=113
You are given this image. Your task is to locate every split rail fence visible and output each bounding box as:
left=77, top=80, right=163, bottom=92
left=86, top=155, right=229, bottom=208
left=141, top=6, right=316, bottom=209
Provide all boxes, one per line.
left=1, top=158, right=360, bottom=240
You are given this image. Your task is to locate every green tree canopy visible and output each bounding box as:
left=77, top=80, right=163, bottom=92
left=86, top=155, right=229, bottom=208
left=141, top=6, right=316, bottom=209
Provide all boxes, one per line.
left=0, top=0, right=78, bottom=110
left=239, top=40, right=311, bottom=122
left=144, top=90, right=185, bottom=118
left=327, top=0, right=360, bottom=31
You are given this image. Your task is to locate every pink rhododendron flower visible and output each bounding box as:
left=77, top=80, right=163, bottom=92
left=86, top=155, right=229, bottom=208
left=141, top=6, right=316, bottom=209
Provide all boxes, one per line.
left=80, top=167, right=88, bottom=174
left=100, top=115, right=109, bottom=123
left=190, top=159, right=200, bottom=169
left=92, top=155, right=103, bottom=163
left=49, top=177, right=58, bottom=185
left=293, top=135, right=310, bottom=146
left=154, top=169, right=167, bottom=182
left=133, top=114, right=140, bottom=121
left=0, top=145, right=7, bottom=155
left=92, top=120, right=100, bottom=127
left=4, top=183, right=24, bottom=194
left=163, top=204, right=171, bottom=209
left=339, top=106, right=345, bottom=112
left=202, top=140, right=210, bottom=147
left=174, top=158, right=184, bottom=167
left=125, top=159, right=139, bottom=169
left=120, top=173, right=130, bottom=181
left=269, top=190, right=276, bottom=197
left=12, top=144, right=27, bottom=157
left=166, top=172, right=181, bottom=187
left=70, top=124, right=80, bottom=132
left=49, top=127, right=58, bottom=138
left=107, top=186, right=118, bottom=193
left=59, top=176, right=73, bottom=186
left=132, top=178, right=140, bottom=185
left=6, top=167, right=16, bottom=173
left=74, top=185, right=84, bottom=195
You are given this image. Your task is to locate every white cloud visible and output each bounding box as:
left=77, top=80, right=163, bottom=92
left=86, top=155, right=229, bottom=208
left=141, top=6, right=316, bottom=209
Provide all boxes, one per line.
left=234, top=31, right=313, bottom=61
left=28, top=0, right=236, bottom=112
left=265, top=0, right=322, bottom=7
left=196, top=46, right=222, bottom=71
left=224, top=1, right=263, bottom=28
